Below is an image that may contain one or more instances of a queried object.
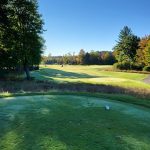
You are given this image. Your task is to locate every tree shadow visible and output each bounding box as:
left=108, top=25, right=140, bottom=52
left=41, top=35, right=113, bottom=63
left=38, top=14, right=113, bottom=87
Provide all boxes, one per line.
left=0, top=79, right=150, bottom=99
left=36, top=68, right=100, bottom=79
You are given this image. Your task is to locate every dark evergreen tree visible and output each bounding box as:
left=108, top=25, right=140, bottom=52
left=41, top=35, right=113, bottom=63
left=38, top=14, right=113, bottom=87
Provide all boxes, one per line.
left=114, top=26, right=140, bottom=63
left=84, top=52, right=90, bottom=65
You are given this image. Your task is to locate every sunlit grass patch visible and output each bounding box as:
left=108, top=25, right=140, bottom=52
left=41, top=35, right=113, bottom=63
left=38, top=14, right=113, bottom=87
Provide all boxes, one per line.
left=0, top=92, right=13, bottom=98
left=32, top=65, right=150, bottom=89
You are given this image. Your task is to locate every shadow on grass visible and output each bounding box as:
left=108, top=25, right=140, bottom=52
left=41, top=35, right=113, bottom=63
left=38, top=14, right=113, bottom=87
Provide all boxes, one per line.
left=36, top=68, right=100, bottom=79
left=0, top=96, right=150, bottom=150
left=0, top=78, right=150, bottom=99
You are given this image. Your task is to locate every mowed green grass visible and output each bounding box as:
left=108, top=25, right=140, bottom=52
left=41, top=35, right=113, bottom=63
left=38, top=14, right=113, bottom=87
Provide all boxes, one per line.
left=31, top=65, right=150, bottom=89
left=0, top=94, right=150, bottom=150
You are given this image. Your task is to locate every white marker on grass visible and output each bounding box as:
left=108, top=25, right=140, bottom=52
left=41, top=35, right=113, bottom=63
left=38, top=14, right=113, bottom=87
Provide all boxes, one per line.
left=105, top=105, right=110, bottom=110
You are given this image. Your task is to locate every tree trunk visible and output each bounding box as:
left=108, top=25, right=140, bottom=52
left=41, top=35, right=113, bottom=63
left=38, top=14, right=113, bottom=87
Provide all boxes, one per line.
left=24, top=64, right=30, bottom=80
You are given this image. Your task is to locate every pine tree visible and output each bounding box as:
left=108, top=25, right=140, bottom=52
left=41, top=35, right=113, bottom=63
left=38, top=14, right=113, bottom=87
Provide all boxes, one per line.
left=114, top=26, right=140, bottom=63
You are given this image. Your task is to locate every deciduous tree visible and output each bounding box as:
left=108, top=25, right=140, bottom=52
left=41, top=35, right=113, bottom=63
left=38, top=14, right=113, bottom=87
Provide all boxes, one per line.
left=0, top=0, right=44, bottom=79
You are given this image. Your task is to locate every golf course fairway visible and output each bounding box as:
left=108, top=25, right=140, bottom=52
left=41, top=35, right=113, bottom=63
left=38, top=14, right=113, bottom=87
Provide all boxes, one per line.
left=0, top=94, right=150, bottom=150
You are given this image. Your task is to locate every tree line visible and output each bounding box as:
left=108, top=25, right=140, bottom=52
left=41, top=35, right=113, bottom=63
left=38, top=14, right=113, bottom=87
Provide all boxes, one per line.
left=42, top=50, right=116, bottom=65
left=0, top=0, right=44, bottom=79
left=43, top=26, right=150, bottom=71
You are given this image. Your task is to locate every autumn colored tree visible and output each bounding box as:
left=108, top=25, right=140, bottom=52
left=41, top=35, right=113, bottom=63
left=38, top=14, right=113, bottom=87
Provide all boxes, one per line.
left=101, top=52, right=116, bottom=65
left=136, top=36, right=150, bottom=66
left=144, top=40, right=150, bottom=66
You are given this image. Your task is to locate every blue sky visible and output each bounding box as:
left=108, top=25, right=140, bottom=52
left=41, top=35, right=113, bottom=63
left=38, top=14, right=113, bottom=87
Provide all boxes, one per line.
left=38, top=0, right=150, bottom=56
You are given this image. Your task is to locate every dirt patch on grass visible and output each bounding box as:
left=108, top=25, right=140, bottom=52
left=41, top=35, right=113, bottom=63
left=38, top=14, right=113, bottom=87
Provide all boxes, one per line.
left=143, top=75, right=150, bottom=84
